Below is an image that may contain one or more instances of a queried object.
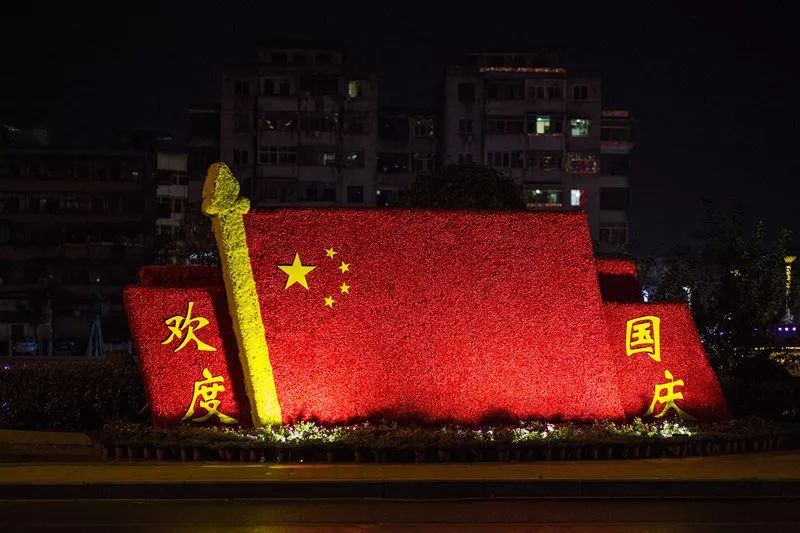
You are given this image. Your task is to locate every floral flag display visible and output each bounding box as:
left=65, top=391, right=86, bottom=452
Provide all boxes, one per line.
left=124, top=163, right=729, bottom=427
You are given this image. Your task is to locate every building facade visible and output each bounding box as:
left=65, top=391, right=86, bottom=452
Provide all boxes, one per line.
left=221, top=42, right=378, bottom=208
left=376, top=107, right=438, bottom=207
left=443, top=52, right=632, bottom=254
left=187, top=103, right=221, bottom=205
left=155, top=152, right=188, bottom=239
left=0, top=135, right=154, bottom=355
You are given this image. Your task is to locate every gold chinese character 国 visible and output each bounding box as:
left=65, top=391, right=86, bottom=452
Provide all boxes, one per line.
left=646, top=369, right=695, bottom=420
left=183, top=367, right=238, bottom=424
left=625, top=315, right=661, bottom=362
left=162, top=301, right=217, bottom=352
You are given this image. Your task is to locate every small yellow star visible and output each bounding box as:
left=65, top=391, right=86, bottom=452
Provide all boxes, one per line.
left=340, top=282, right=350, bottom=295
left=324, top=295, right=335, bottom=308
left=277, top=253, right=316, bottom=290
left=339, top=261, right=350, bottom=274
left=325, top=247, right=337, bottom=259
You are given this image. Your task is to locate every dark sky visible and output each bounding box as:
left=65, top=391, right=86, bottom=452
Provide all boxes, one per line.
left=2, top=2, right=797, bottom=255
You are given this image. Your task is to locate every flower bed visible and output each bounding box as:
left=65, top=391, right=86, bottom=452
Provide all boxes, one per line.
left=89, top=418, right=791, bottom=462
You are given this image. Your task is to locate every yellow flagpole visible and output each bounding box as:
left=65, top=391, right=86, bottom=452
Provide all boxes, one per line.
left=201, top=163, right=282, bottom=426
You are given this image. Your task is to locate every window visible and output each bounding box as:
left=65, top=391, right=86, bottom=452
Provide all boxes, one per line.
left=347, top=80, right=369, bottom=99
left=234, top=80, right=250, bottom=96
left=303, top=182, right=336, bottom=202
left=458, top=153, right=474, bottom=164
left=570, top=189, right=583, bottom=207
left=599, top=187, right=629, bottom=210
left=233, top=113, right=250, bottom=131
left=488, top=151, right=510, bottom=168
left=300, top=112, right=338, bottom=133
left=529, top=84, right=563, bottom=101
left=566, top=152, right=598, bottom=173
left=526, top=187, right=563, bottom=207
left=259, top=146, right=297, bottom=166
left=262, top=78, right=293, bottom=96
left=412, top=118, right=434, bottom=137
left=59, top=196, right=80, bottom=211
left=377, top=153, right=410, bottom=173
left=572, top=84, right=589, bottom=101
left=510, top=151, right=524, bottom=168
left=526, top=114, right=562, bottom=135
left=299, top=75, right=338, bottom=96
left=347, top=186, right=364, bottom=203
left=233, top=149, right=249, bottom=165
left=486, top=80, right=524, bottom=100
left=346, top=114, right=367, bottom=134
left=344, top=151, right=365, bottom=168
left=292, top=53, right=307, bottom=65
left=570, top=118, right=591, bottom=137
left=458, top=119, right=473, bottom=135
left=260, top=111, right=296, bottom=131
left=487, top=117, right=524, bottom=134
left=316, top=53, right=332, bottom=65
left=271, top=52, right=287, bottom=66
left=599, top=223, right=628, bottom=245
left=411, top=153, right=435, bottom=173
left=525, top=152, right=562, bottom=171
left=458, top=82, right=475, bottom=103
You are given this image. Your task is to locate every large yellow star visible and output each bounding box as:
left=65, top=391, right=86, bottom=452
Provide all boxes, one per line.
left=277, top=253, right=316, bottom=290
left=325, top=247, right=337, bottom=259
left=339, top=261, right=350, bottom=274
left=324, top=295, right=335, bottom=308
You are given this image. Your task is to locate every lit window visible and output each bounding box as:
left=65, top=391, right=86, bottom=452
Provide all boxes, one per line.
left=570, top=189, right=582, bottom=206
left=570, top=118, right=591, bottom=137
left=536, top=116, right=550, bottom=135
left=527, top=114, right=562, bottom=135
left=347, top=80, right=369, bottom=99
left=526, top=187, right=563, bottom=207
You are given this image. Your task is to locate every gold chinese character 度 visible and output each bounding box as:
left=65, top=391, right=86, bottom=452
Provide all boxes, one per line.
left=183, top=367, right=238, bottom=424
left=162, top=301, right=217, bottom=352
left=646, top=369, right=695, bottom=420
left=625, top=315, right=661, bottom=362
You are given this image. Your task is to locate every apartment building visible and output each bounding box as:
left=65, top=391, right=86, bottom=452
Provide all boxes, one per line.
left=376, top=107, right=438, bottom=207
left=221, top=42, right=378, bottom=207
left=0, top=129, right=154, bottom=355
left=443, top=52, right=632, bottom=254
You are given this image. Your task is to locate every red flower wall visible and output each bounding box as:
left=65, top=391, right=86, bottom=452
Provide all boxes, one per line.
left=125, top=209, right=729, bottom=426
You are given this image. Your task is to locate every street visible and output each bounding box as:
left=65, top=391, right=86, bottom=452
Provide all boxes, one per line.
left=2, top=498, right=799, bottom=531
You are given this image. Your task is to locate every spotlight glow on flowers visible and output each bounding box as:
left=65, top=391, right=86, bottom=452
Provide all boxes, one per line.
left=124, top=163, right=729, bottom=427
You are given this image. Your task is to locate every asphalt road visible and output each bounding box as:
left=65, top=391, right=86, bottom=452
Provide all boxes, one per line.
left=2, top=498, right=799, bottom=531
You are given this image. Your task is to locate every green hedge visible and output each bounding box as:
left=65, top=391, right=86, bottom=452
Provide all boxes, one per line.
left=0, top=359, right=149, bottom=431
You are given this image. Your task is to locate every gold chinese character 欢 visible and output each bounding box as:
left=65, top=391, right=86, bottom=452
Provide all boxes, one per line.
left=625, top=315, right=661, bottom=362
left=162, top=301, right=217, bottom=352
left=182, top=367, right=238, bottom=424
left=646, top=369, right=695, bottom=420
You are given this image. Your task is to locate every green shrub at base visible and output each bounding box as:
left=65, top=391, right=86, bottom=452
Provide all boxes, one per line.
left=0, top=359, right=148, bottom=431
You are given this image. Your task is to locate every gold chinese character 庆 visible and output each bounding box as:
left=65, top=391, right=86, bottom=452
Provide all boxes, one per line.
left=162, top=301, right=217, bottom=352
left=183, top=368, right=238, bottom=424
left=625, top=315, right=661, bottom=362
left=646, top=369, right=695, bottom=420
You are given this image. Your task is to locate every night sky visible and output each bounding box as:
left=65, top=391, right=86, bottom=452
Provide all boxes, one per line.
left=2, top=2, right=797, bottom=255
